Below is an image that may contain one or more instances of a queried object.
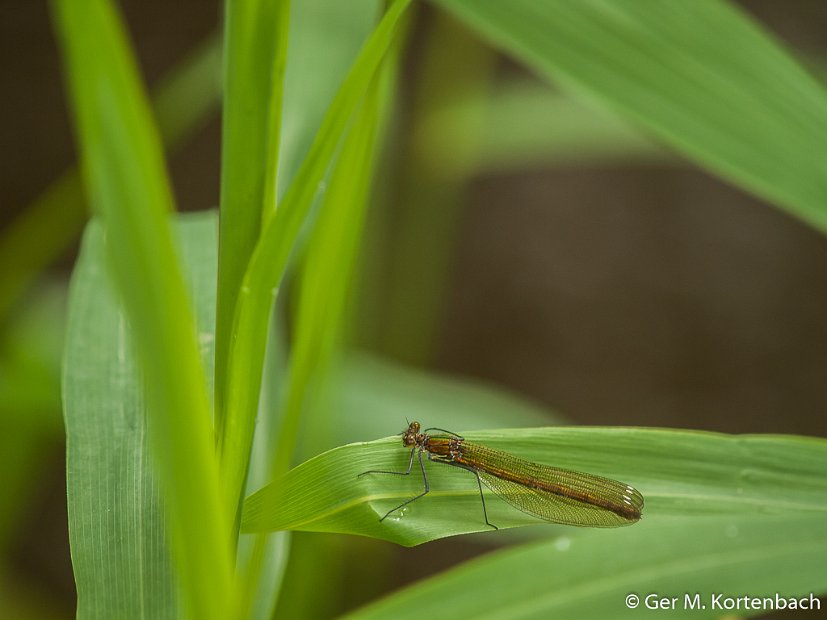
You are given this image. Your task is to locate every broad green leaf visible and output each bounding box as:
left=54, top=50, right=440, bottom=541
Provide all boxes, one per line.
left=53, top=0, right=231, bottom=611
left=242, top=427, right=827, bottom=546
left=215, top=0, right=289, bottom=423
left=434, top=0, right=827, bottom=234
left=0, top=33, right=221, bottom=323
left=217, top=0, right=412, bottom=530
left=64, top=212, right=219, bottom=618
left=346, top=515, right=827, bottom=619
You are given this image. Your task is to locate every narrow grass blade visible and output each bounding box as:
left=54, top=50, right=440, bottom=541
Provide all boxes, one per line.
left=274, top=31, right=396, bottom=478
left=215, top=0, right=290, bottom=423
left=434, top=0, right=827, bottom=234
left=242, top=427, right=827, bottom=546
left=239, top=15, right=404, bottom=618
left=52, top=1, right=232, bottom=616
left=217, top=0, right=412, bottom=531
left=64, top=213, right=220, bottom=618
left=346, top=515, right=827, bottom=619
left=235, top=4, right=385, bottom=616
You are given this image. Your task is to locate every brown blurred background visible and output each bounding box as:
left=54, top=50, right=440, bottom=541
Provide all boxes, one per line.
left=2, top=0, right=827, bottom=617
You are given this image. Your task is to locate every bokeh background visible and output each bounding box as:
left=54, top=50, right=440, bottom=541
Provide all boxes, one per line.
left=2, top=1, right=827, bottom=617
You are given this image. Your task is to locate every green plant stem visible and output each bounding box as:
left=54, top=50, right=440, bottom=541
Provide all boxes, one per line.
left=261, top=3, right=291, bottom=226
left=236, top=62, right=390, bottom=609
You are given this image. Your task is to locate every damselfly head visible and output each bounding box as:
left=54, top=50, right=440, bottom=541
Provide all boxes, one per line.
left=401, top=421, right=421, bottom=446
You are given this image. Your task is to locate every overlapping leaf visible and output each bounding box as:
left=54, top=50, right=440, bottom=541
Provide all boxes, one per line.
left=242, top=427, right=827, bottom=546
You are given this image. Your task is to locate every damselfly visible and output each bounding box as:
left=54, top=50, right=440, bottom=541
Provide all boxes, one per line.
left=360, top=421, right=643, bottom=529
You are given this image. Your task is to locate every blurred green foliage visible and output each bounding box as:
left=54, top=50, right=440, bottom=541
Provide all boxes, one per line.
left=1, top=0, right=826, bottom=618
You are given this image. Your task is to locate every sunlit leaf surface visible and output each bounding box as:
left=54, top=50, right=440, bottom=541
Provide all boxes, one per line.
left=243, top=427, right=827, bottom=546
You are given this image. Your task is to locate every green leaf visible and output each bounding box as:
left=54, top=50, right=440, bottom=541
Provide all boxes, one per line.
left=217, top=0, right=412, bottom=530
left=215, top=0, right=290, bottom=425
left=235, top=311, right=291, bottom=620
left=241, top=427, right=827, bottom=546
left=274, top=27, right=398, bottom=478
left=52, top=0, right=232, bottom=614
left=434, top=0, right=827, bottom=234
left=345, top=515, right=827, bottom=619
left=237, top=13, right=404, bottom=617
left=64, top=212, right=220, bottom=618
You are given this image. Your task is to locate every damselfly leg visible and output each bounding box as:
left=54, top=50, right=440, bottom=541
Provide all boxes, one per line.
left=359, top=448, right=430, bottom=521
left=448, top=462, right=498, bottom=530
